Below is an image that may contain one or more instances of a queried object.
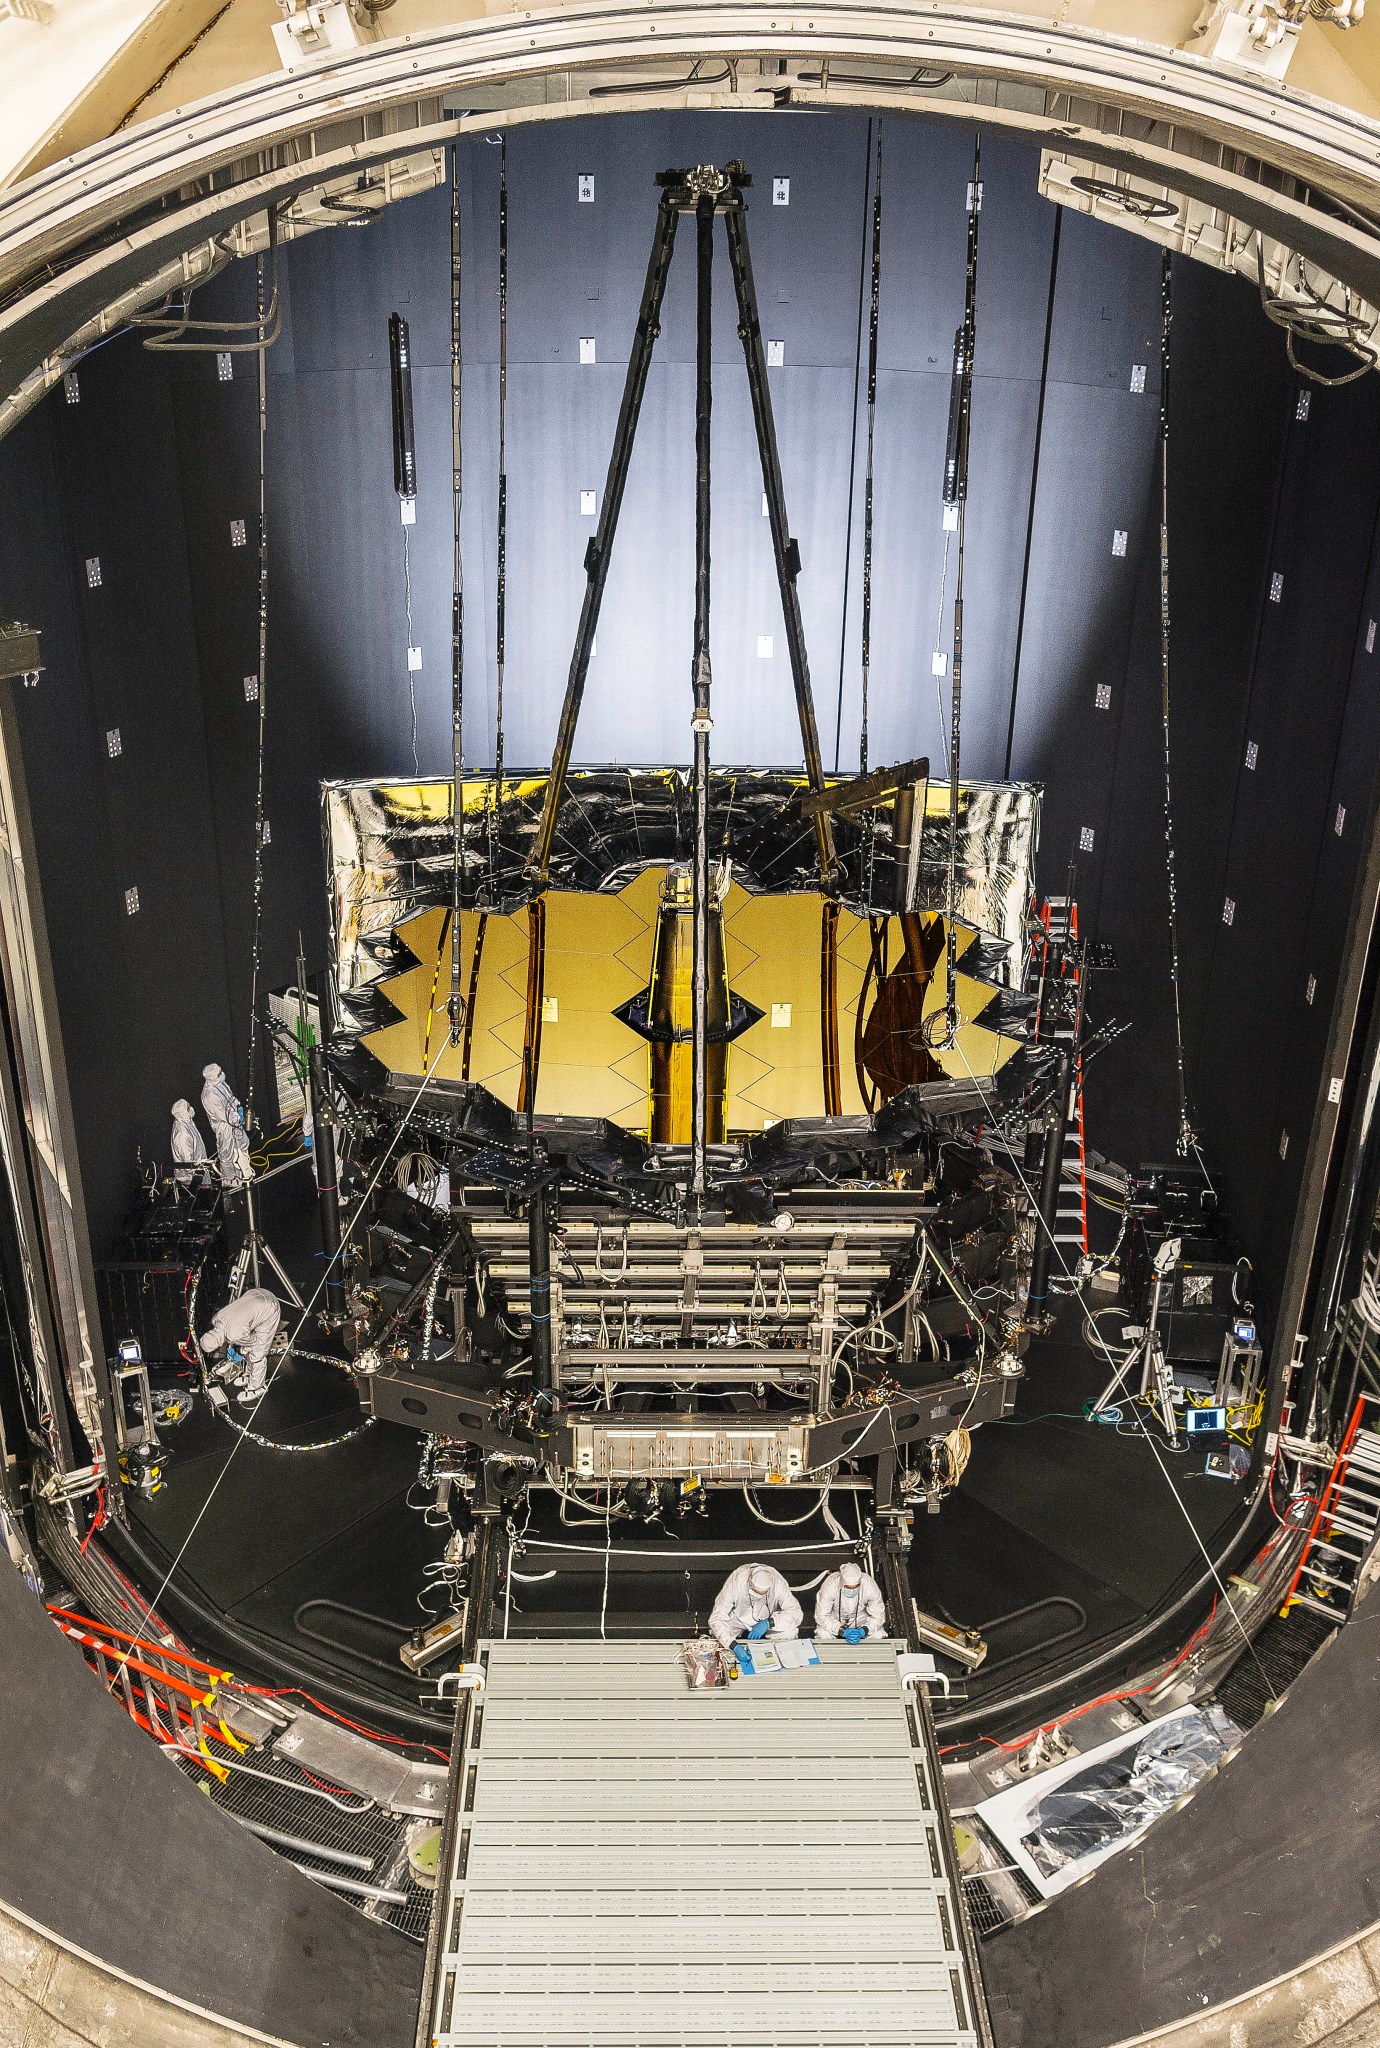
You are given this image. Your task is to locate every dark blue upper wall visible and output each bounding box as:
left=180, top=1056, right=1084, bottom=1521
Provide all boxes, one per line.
left=0, top=341, right=236, bottom=1259
left=1, top=104, right=1369, bottom=1296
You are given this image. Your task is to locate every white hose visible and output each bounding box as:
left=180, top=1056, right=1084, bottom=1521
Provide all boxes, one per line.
left=742, top=1484, right=836, bottom=1530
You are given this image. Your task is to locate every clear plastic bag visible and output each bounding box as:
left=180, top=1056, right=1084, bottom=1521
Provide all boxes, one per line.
left=681, top=1636, right=730, bottom=1690
left=1022, top=1706, right=1239, bottom=1879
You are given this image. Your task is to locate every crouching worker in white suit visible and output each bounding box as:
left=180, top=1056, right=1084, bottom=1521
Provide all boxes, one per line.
left=709, top=1563, right=803, bottom=1649
left=200, top=1287, right=282, bottom=1405
left=814, top=1560, right=889, bottom=1643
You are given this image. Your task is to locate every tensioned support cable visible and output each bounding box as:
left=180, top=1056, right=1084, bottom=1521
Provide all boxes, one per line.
left=447, top=142, right=467, bottom=1046
left=1158, top=251, right=1198, bottom=1160
left=858, top=119, right=883, bottom=779
left=245, top=252, right=271, bottom=1128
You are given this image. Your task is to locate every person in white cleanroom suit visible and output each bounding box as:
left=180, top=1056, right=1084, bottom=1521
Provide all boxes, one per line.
left=169, top=1100, right=213, bottom=1189
left=201, top=1063, right=252, bottom=1189
left=814, top=1561, right=889, bottom=1644
left=708, top=1563, right=803, bottom=1648
left=199, top=1288, right=283, bottom=1404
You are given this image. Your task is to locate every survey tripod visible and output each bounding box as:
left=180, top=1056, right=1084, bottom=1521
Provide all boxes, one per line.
left=524, top=161, right=839, bottom=1201
left=1093, top=1234, right=1181, bottom=1443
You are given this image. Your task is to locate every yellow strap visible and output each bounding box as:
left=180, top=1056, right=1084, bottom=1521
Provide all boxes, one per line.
left=197, top=1734, right=229, bottom=1783
left=217, top=1715, right=249, bottom=1755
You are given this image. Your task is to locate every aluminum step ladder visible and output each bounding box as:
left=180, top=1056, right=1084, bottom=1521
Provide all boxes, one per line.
left=422, top=1639, right=986, bottom=2048
left=1282, top=1394, right=1380, bottom=1623
left=1036, top=898, right=1089, bottom=1262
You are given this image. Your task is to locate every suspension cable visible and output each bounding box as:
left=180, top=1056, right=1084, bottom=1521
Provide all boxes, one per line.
left=1158, top=252, right=1199, bottom=1161
left=936, top=138, right=981, bottom=1053
left=858, top=120, right=883, bottom=778
left=447, top=142, right=467, bottom=1046
left=245, top=252, right=271, bottom=1128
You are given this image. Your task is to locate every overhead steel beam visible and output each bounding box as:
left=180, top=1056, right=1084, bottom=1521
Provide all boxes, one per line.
left=4, top=3, right=1380, bottom=376
left=7, top=28, right=1380, bottom=425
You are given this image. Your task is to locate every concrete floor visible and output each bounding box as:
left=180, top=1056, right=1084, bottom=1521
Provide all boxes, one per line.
left=1108, top=1925, right=1380, bottom=2048
left=0, top=1900, right=292, bottom=2048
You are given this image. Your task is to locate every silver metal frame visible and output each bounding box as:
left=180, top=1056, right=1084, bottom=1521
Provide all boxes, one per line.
left=7, top=3, right=1380, bottom=431
left=0, top=682, right=120, bottom=1492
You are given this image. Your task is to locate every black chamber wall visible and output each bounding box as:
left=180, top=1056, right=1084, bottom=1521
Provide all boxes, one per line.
left=0, top=107, right=1375, bottom=1335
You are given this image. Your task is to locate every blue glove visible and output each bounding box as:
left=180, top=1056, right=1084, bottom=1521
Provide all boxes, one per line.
left=747, top=1617, right=771, bottom=1640
left=841, top=1626, right=867, bottom=1645
left=226, top=1344, right=244, bottom=1366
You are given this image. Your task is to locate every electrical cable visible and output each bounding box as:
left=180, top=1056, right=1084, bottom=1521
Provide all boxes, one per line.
left=742, top=1484, right=837, bottom=1529
left=944, top=1033, right=1281, bottom=1705
left=518, top=1537, right=854, bottom=1561
left=132, top=214, right=281, bottom=353
left=943, top=1593, right=1224, bottom=1760
left=110, top=1042, right=454, bottom=1692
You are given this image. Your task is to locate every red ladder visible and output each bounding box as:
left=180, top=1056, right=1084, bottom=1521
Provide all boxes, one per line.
left=1281, top=1394, right=1380, bottom=1621
left=1036, top=898, right=1089, bottom=1262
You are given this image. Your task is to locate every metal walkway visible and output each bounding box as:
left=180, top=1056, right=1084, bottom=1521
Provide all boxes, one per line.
left=426, top=1638, right=983, bottom=2048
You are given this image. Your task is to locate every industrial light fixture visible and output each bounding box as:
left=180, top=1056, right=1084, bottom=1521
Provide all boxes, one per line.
left=271, top=0, right=398, bottom=69
left=1188, top=0, right=1363, bottom=79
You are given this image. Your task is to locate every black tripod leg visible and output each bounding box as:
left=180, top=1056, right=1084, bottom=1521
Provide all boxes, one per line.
left=723, top=203, right=838, bottom=887
left=690, top=191, right=715, bottom=1202
left=528, top=193, right=681, bottom=884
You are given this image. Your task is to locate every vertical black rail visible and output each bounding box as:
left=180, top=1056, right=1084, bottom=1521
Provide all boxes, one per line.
left=939, top=141, right=981, bottom=1050
left=1003, top=205, right=1061, bottom=780
left=492, top=138, right=510, bottom=810
left=245, top=248, right=271, bottom=1128
left=832, top=118, right=874, bottom=773
left=723, top=202, right=838, bottom=886
left=1158, top=251, right=1196, bottom=1159
left=691, top=193, right=715, bottom=1202
left=448, top=142, right=467, bottom=1044
left=527, top=194, right=681, bottom=883
left=858, top=119, right=883, bottom=780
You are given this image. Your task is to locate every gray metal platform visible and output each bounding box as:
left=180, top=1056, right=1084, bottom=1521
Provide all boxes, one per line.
left=428, top=1639, right=982, bottom=2047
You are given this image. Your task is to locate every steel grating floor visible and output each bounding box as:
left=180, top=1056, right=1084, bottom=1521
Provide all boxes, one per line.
left=430, top=1639, right=981, bottom=2048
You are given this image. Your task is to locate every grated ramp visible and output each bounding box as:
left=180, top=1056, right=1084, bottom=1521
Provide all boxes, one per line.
left=429, top=1638, right=982, bottom=2047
